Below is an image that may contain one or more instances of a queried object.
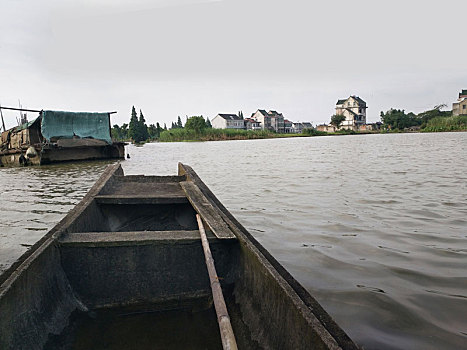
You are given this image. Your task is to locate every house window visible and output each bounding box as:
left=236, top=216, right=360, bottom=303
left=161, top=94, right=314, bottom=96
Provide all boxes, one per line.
left=463, top=105, right=466, bottom=109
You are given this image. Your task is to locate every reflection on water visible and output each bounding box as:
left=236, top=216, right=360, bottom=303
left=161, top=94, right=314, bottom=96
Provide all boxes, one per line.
left=1, top=132, right=466, bottom=350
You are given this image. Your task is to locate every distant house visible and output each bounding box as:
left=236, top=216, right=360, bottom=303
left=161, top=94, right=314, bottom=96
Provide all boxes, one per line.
left=291, top=122, right=303, bottom=133
left=244, top=118, right=262, bottom=130
left=335, top=96, right=367, bottom=130
left=251, top=109, right=285, bottom=133
left=316, top=124, right=337, bottom=132
left=284, top=119, right=293, bottom=133
left=359, top=122, right=382, bottom=131
left=452, top=90, right=467, bottom=116
left=291, top=122, right=313, bottom=133
left=211, top=114, right=245, bottom=129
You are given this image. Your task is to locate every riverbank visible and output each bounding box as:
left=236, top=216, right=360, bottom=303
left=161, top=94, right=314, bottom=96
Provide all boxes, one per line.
left=158, top=128, right=303, bottom=142
left=156, top=115, right=467, bottom=142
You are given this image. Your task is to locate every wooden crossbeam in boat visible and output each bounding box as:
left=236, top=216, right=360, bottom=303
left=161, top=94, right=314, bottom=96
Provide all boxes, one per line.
left=59, top=230, right=213, bottom=247
left=180, top=181, right=235, bottom=239
left=94, top=194, right=188, bottom=205
left=196, top=214, right=238, bottom=350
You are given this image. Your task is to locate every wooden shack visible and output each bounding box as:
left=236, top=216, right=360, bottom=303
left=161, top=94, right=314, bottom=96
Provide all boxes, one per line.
left=0, top=110, right=125, bottom=166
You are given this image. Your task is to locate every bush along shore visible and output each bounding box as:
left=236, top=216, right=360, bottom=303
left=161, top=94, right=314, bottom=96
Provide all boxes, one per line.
left=421, top=115, right=467, bottom=132
left=159, top=128, right=300, bottom=142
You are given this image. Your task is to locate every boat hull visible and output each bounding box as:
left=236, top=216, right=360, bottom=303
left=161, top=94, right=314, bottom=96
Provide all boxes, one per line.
left=0, top=163, right=358, bottom=350
left=0, top=143, right=125, bottom=167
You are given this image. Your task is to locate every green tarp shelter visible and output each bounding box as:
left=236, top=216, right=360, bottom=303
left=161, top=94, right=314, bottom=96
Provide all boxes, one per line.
left=41, top=110, right=112, bottom=144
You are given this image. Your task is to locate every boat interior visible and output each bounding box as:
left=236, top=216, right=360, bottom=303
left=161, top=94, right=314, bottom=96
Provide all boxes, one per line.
left=0, top=163, right=356, bottom=350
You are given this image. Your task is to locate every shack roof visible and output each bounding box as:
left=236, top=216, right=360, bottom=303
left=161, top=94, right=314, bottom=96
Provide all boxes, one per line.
left=41, top=110, right=112, bottom=144
left=14, top=116, right=41, bottom=132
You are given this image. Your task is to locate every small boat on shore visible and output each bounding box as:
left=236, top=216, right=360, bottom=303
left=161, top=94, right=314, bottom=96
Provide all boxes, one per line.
left=0, top=108, right=125, bottom=166
left=0, top=163, right=358, bottom=349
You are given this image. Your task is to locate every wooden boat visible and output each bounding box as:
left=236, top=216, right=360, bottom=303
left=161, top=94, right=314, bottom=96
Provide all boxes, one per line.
left=0, top=109, right=125, bottom=166
left=0, top=163, right=358, bottom=349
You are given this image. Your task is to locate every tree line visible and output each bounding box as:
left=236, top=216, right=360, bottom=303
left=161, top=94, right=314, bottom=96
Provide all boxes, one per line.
left=379, top=105, right=452, bottom=130
left=111, top=107, right=213, bottom=143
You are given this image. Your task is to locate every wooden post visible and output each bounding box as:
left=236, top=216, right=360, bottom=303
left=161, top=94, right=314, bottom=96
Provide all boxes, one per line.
left=0, top=106, right=41, bottom=113
left=196, top=214, right=238, bottom=350
left=0, top=105, right=5, bottom=132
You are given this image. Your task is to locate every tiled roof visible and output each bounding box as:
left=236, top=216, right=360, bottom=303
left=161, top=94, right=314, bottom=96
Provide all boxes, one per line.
left=337, top=96, right=367, bottom=105
left=217, top=114, right=243, bottom=120
left=351, top=95, right=366, bottom=105
left=255, top=109, right=284, bottom=117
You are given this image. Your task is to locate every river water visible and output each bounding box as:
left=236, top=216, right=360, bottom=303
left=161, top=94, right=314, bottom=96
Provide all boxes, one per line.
left=0, top=132, right=466, bottom=349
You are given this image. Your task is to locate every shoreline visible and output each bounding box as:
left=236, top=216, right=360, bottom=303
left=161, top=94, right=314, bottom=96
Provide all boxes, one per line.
left=152, top=129, right=467, bottom=143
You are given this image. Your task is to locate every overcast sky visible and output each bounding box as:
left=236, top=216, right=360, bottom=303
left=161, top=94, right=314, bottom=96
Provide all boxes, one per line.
left=0, top=0, right=465, bottom=128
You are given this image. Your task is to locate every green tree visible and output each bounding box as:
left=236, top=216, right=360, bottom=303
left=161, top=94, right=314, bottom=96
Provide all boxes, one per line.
left=148, top=124, right=158, bottom=139
left=156, top=122, right=163, bottom=135
left=111, top=124, right=121, bottom=140
left=128, top=106, right=139, bottom=141
left=185, top=116, right=207, bottom=134
left=330, top=114, right=346, bottom=128
left=380, top=109, right=418, bottom=130
left=238, top=111, right=244, bottom=119
left=177, top=116, right=183, bottom=128
left=205, top=117, right=212, bottom=128
left=138, top=110, right=149, bottom=141
left=120, top=123, right=129, bottom=140
left=417, top=105, right=451, bottom=125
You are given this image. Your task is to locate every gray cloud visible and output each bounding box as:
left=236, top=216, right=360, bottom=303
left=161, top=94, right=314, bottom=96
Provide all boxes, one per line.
left=0, top=0, right=465, bottom=127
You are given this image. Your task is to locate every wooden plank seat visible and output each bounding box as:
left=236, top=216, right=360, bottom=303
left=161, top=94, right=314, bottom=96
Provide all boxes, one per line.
left=94, top=194, right=189, bottom=205
left=95, top=181, right=189, bottom=204
left=59, top=230, right=229, bottom=247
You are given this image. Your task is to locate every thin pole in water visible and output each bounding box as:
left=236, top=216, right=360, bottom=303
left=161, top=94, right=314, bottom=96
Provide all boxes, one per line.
left=196, top=214, right=238, bottom=350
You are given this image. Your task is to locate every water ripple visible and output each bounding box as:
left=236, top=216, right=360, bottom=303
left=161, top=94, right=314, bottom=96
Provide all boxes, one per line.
left=1, top=133, right=466, bottom=350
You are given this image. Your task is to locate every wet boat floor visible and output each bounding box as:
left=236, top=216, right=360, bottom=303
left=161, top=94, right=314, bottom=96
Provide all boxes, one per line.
left=45, top=294, right=261, bottom=350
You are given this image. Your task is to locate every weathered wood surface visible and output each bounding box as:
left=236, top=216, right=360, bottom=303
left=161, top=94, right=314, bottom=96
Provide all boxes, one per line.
left=95, top=194, right=189, bottom=205
left=59, top=230, right=222, bottom=247
left=180, top=181, right=235, bottom=239
left=95, top=181, right=188, bottom=205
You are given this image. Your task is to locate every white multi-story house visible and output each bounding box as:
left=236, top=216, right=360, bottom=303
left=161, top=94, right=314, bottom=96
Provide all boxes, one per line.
left=211, top=114, right=245, bottom=129
left=452, top=90, right=467, bottom=116
left=251, top=109, right=285, bottom=133
left=335, top=96, right=367, bottom=130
